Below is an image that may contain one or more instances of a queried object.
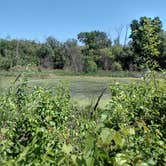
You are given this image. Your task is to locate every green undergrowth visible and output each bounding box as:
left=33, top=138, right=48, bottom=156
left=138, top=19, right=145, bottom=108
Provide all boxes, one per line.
left=0, top=71, right=166, bottom=165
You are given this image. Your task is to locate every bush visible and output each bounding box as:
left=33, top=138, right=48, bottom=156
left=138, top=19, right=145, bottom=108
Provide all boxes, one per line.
left=84, top=57, right=97, bottom=73
left=0, top=81, right=74, bottom=165
left=0, top=71, right=165, bottom=165
left=68, top=72, right=166, bottom=165
left=111, top=62, right=123, bottom=71
left=0, top=56, right=11, bottom=70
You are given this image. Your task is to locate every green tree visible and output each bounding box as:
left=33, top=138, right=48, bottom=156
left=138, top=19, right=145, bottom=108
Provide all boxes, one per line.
left=77, top=31, right=112, bottom=71
left=130, top=16, right=163, bottom=69
left=158, top=31, right=166, bottom=69
left=46, top=37, right=65, bottom=69
left=78, top=31, right=112, bottom=50
left=64, top=39, right=83, bottom=72
left=98, top=48, right=114, bottom=70
left=117, top=43, right=135, bottom=71
left=36, top=43, right=54, bottom=68
left=0, top=38, right=39, bottom=69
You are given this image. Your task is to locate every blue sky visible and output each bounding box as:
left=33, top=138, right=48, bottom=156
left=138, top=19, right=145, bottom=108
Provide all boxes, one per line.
left=0, top=0, right=166, bottom=42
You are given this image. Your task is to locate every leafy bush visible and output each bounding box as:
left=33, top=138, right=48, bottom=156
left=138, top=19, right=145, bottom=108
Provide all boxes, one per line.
left=0, top=81, right=74, bottom=165
left=0, top=56, right=11, bottom=70
left=111, top=62, right=123, bottom=71
left=0, top=71, right=165, bottom=165
left=84, top=57, right=97, bottom=73
left=64, top=72, right=166, bottom=165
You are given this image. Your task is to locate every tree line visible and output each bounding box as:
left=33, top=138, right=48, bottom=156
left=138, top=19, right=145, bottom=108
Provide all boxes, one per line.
left=0, top=16, right=166, bottom=72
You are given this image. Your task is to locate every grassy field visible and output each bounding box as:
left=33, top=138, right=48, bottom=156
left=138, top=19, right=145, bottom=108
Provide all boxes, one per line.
left=0, top=70, right=142, bottom=108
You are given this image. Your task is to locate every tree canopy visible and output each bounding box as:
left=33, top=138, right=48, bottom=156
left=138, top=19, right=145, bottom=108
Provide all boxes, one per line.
left=130, top=17, right=163, bottom=68
left=0, top=16, right=166, bottom=72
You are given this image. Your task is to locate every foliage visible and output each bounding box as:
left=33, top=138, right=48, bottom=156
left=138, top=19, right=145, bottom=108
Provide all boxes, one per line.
left=0, top=81, right=73, bottom=165
left=0, top=56, right=11, bottom=70
left=111, top=62, right=123, bottom=71
left=77, top=31, right=112, bottom=71
left=159, top=31, right=166, bottom=68
left=64, top=39, right=83, bottom=72
left=0, top=16, right=166, bottom=71
left=46, top=36, right=66, bottom=69
left=130, top=17, right=163, bottom=68
left=84, top=57, right=98, bottom=73
left=77, top=31, right=112, bottom=50
left=0, top=71, right=165, bottom=165
left=98, top=48, right=113, bottom=70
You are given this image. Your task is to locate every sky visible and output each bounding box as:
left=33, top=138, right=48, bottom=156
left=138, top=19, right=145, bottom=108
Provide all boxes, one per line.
left=0, top=0, right=166, bottom=43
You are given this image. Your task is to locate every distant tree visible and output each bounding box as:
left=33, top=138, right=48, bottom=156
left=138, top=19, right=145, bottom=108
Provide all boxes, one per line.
left=114, top=24, right=124, bottom=45
left=64, top=39, right=83, bottom=72
left=130, top=16, right=163, bottom=69
left=83, top=56, right=97, bottom=73
left=36, top=43, right=54, bottom=68
left=77, top=31, right=112, bottom=71
left=111, top=61, right=122, bottom=71
left=158, top=31, right=166, bottom=69
left=98, top=48, right=114, bottom=70
left=78, top=31, right=112, bottom=49
left=18, top=40, right=39, bottom=65
left=120, top=45, right=135, bottom=71
left=112, top=39, right=123, bottom=61
left=46, top=36, right=65, bottom=69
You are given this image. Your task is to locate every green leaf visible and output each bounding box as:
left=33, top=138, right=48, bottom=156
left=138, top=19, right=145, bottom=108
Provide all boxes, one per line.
left=71, top=155, right=77, bottom=164
left=62, top=143, right=73, bottom=155
left=100, top=128, right=115, bottom=145
left=115, top=153, right=129, bottom=166
left=101, top=113, right=107, bottom=121
left=85, top=157, right=94, bottom=166
left=128, top=127, right=135, bottom=135
left=1, top=128, right=9, bottom=134
left=114, top=132, right=123, bottom=146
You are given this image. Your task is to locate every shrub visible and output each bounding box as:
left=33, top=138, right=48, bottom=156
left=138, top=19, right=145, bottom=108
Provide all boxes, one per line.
left=111, top=62, right=123, bottom=71
left=0, top=56, right=11, bottom=70
left=0, top=81, right=74, bottom=165
left=0, top=71, right=165, bottom=165
left=84, top=57, right=97, bottom=73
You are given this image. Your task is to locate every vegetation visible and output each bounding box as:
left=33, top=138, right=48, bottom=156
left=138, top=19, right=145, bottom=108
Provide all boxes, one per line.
left=0, top=16, right=166, bottom=72
left=130, top=17, right=163, bottom=69
left=0, top=68, right=144, bottom=109
left=0, top=71, right=165, bottom=165
left=0, top=15, right=166, bottom=165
